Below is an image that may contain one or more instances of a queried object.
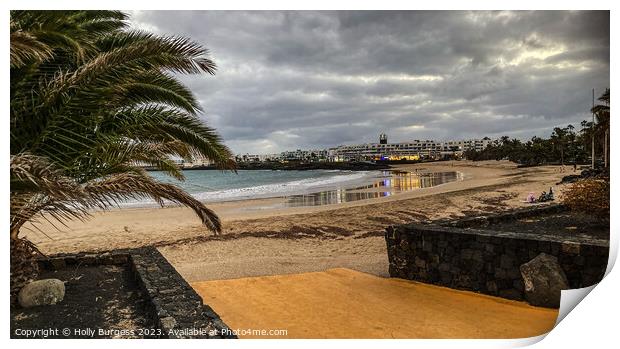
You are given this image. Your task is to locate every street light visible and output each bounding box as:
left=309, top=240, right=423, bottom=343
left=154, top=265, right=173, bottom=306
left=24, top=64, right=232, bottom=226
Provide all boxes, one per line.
left=592, top=88, right=595, bottom=169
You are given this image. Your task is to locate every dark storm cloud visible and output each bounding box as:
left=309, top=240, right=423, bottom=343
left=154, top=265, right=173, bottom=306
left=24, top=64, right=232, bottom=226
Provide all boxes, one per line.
left=130, top=10, right=609, bottom=154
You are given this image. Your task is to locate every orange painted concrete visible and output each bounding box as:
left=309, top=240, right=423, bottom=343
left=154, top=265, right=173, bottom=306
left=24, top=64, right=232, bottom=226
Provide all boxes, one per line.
left=191, top=268, right=558, bottom=339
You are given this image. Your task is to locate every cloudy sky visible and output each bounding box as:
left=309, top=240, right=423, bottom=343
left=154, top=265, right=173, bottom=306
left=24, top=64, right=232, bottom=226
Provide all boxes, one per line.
left=131, top=11, right=609, bottom=154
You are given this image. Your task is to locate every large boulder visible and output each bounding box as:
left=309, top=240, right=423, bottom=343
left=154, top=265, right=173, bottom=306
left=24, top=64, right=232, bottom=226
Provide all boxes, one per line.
left=520, top=253, right=568, bottom=308
left=18, top=279, right=65, bottom=308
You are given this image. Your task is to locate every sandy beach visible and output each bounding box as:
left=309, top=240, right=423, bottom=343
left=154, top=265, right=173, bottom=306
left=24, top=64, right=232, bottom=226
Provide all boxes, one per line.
left=26, top=160, right=571, bottom=282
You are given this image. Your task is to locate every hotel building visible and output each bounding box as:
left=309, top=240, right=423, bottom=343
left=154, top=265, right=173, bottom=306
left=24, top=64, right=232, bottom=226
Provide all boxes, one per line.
left=235, top=135, right=494, bottom=163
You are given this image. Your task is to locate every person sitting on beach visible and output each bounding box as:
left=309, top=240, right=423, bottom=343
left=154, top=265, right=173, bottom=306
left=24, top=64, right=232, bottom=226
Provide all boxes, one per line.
left=538, top=191, right=548, bottom=202
left=537, top=189, right=555, bottom=202
left=526, top=192, right=536, bottom=203
left=548, top=187, right=554, bottom=201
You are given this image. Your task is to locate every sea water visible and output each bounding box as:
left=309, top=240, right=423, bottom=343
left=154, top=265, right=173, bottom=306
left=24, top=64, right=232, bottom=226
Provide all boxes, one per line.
left=120, top=169, right=461, bottom=208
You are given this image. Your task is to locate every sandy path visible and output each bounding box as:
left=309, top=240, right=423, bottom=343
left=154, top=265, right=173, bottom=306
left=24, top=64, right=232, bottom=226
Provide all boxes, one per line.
left=25, top=160, right=572, bottom=282
left=192, top=268, right=558, bottom=339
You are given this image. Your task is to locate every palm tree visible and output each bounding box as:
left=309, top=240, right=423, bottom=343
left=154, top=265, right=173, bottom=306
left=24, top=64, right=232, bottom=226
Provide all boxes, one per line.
left=10, top=11, right=235, bottom=296
left=591, top=89, right=610, bottom=168
left=550, top=127, right=569, bottom=167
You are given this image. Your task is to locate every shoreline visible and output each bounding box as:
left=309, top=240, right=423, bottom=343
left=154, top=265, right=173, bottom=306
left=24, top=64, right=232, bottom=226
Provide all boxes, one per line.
left=26, top=160, right=573, bottom=282
left=109, top=168, right=462, bottom=211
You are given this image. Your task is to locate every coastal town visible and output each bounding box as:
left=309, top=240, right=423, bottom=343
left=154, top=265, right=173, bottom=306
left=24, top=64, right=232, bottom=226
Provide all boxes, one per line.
left=237, top=134, right=494, bottom=163
left=175, top=134, right=495, bottom=168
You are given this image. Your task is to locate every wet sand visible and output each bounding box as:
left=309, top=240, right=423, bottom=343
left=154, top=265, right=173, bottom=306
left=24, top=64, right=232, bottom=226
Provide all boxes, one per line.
left=25, top=160, right=572, bottom=282
left=192, top=268, right=559, bottom=339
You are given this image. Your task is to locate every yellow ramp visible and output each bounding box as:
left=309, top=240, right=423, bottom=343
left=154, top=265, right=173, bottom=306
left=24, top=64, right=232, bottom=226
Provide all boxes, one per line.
left=191, top=268, right=558, bottom=339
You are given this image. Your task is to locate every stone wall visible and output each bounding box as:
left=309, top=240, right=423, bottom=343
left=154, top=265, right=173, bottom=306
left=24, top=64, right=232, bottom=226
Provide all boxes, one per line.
left=385, top=209, right=609, bottom=303
left=38, top=247, right=236, bottom=338
left=130, top=248, right=236, bottom=338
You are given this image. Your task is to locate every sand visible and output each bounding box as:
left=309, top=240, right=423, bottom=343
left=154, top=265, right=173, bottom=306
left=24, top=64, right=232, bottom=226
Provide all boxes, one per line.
left=25, top=160, right=572, bottom=282
left=191, top=268, right=559, bottom=339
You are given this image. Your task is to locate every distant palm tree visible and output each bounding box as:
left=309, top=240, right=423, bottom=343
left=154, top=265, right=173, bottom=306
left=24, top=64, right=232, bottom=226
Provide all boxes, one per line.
left=550, top=127, right=569, bottom=166
left=591, top=89, right=610, bottom=167
left=10, top=11, right=234, bottom=261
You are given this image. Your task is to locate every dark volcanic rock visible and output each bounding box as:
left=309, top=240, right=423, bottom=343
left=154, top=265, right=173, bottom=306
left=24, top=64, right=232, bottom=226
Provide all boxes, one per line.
left=520, top=253, right=569, bottom=308
left=558, top=167, right=609, bottom=184
left=385, top=205, right=608, bottom=304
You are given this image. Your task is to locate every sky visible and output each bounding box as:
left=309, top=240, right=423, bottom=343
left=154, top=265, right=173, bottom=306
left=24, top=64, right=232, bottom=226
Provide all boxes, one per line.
left=130, top=11, right=609, bottom=155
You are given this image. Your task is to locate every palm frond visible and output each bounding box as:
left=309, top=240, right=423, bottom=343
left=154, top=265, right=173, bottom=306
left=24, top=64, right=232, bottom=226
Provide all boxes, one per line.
left=95, top=30, right=217, bottom=75
left=109, top=81, right=201, bottom=114
left=11, top=155, right=221, bottom=234
left=10, top=10, right=235, bottom=239
left=84, top=172, right=221, bottom=232
left=10, top=154, right=91, bottom=234
left=10, top=30, right=53, bottom=68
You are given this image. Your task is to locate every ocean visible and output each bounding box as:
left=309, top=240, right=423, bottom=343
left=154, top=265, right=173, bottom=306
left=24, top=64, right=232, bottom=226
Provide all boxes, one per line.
left=121, top=169, right=462, bottom=208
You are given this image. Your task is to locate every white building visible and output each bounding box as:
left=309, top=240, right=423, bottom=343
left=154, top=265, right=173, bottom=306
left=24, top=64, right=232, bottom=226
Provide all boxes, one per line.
left=330, top=137, right=493, bottom=161
left=234, top=135, right=494, bottom=163
left=182, top=154, right=213, bottom=168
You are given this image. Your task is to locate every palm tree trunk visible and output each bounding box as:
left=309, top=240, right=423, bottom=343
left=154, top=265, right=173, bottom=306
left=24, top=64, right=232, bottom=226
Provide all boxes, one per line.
left=10, top=237, right=42, bottom=304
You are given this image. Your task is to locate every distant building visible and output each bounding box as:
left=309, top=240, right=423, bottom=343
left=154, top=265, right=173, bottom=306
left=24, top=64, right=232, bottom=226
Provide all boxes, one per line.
left=379, top=133, right=388, bottom=144
left=330, top=136, right=493, bottom=162
left=233, top=135, right=494, bottom=163
left=137, top=157, right=212, bottom=169
left=280, top=149, right=329, bottom=162
left=183, top=154, right=213, bottom=168
left=235, top=153, right=280, bottom=163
